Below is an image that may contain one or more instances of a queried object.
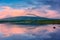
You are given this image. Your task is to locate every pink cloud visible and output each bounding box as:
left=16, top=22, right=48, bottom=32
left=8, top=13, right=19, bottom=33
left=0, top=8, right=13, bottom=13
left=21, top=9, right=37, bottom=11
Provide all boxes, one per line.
left=29, top=8, right=60, bottom=18
left=0, top=6, right=28, bottom=19
left=0, top=6, right=60, bottom=19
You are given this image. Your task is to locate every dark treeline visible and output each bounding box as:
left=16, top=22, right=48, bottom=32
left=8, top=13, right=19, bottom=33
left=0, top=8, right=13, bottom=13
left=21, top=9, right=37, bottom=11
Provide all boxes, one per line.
left=0, top=19, right=60, bottom=24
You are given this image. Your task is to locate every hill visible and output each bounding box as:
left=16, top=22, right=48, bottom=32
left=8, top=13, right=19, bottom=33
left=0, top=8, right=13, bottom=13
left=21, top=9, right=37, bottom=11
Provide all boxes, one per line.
left=0, top=16, right=60, bottom=25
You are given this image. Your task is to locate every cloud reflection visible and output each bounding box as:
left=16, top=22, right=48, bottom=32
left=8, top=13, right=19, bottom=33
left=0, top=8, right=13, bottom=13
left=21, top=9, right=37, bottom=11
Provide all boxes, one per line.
left=0, top=24, right=59, bottom=39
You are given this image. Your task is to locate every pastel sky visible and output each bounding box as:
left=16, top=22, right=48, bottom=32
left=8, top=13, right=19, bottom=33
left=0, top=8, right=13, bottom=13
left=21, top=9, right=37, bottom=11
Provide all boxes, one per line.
left=0, top=0, right=60, bottom=19
left=0, top=0, right=60, bottom=40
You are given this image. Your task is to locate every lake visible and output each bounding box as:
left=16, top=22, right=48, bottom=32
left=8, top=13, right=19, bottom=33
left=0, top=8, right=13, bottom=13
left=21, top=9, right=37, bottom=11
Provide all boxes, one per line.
left=0, top=23, right=60, bottom=40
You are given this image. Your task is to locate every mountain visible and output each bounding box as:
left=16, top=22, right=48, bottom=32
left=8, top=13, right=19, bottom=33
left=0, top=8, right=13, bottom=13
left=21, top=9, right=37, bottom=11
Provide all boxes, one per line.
left=1, top=16, right=51, bottom=21
left=0, top=16, right=60, bottom=25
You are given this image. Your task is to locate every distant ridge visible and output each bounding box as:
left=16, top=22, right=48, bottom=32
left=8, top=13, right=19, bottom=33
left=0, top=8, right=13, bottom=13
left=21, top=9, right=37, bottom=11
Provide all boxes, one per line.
left=1, top=16, right=51, bottom=21
left=0, top=16, right=60, bottom=25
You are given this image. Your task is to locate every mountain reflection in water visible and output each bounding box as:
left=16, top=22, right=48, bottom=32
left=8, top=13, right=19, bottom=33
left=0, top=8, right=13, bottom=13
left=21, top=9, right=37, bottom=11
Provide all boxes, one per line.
left=0, top=24, right=60, bottom=40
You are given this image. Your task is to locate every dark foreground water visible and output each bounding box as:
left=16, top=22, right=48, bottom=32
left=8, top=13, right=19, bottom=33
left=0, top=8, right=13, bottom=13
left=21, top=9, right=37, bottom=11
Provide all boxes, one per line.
left=0, top=23, right=60, bottom=40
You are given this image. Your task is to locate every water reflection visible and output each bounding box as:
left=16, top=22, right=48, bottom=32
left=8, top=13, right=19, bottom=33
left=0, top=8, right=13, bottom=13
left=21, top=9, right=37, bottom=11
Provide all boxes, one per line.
left=0, top=24, right=60, bottom=40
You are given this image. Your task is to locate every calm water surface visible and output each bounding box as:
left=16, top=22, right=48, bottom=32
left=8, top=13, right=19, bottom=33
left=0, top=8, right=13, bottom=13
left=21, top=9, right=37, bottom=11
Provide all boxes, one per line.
left=0, top=23, right=60, bottom=40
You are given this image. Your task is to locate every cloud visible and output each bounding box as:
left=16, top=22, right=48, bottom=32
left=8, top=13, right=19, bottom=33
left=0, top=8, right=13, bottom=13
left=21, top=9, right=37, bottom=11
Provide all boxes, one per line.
left=0, top=6, right=28, bottom=19
left=0, top=0, right=60, bottom=11
left=27, top=5, right=60, bottom=19
left=0, top=6, right=60, bottom=19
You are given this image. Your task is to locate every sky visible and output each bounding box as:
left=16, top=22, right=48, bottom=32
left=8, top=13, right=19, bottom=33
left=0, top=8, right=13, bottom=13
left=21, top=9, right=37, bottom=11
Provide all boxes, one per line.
left=0, top=0, right=60, bottom=19
left=0, top=0, right=60, bottom=40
